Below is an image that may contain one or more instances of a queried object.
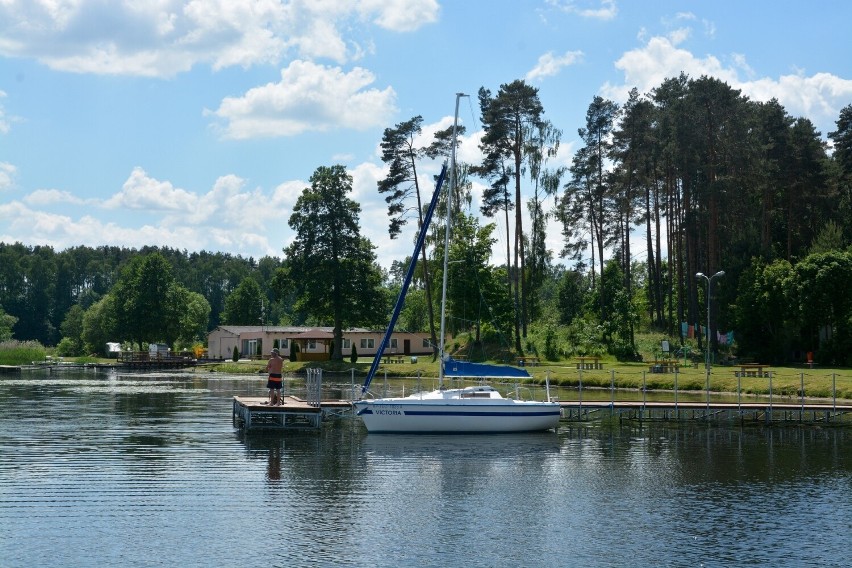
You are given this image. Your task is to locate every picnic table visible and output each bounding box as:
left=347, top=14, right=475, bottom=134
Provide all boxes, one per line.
left=734, top=364, right=771, bottom=378
left=649, top=359, right=680, bottom=373
left=517, top=356, right=539, bottom=367
left=574, top=356, right=603, bottom=370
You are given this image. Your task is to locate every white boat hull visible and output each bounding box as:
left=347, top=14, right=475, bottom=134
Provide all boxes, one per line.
left=353, top=390, right=561, bottom=433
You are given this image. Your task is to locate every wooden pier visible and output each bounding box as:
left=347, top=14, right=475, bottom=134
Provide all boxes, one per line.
left=559, top=400, right=852, bottom=425
left=118, top=352, right=196, bottom=370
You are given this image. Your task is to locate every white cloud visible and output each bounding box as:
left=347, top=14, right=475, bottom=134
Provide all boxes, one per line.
left=23, top=188, right=90, bottom=206
left=0, top=0, right=440, bottom=77
left=547, top=0, right=618, bottom=21
left=102, top=167, right=197, bottom=211
left=207, top=60, right=397, bottom=139
left=0, top=170, right=288, bottom=258
left=0, top=199, right=199, bottom=251
left=526, top=50, right=584, bottom=82
left=600, top=33, right=852, bottom=135
left=360, top=0, right=440, bottom=32
left=0, top=90, right=9, bottom=134
left=0, top=162, right=16, bottom=191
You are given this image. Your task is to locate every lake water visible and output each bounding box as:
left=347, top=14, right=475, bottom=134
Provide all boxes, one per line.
left=1, top=369, right=850, bottom=567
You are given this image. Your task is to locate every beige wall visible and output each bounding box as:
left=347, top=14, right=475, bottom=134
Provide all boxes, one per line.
left=206, top=327, right=437, bottom=360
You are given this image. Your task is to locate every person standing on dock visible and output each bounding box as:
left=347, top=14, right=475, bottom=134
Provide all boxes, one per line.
left=264, top=348, right=284, bottom=405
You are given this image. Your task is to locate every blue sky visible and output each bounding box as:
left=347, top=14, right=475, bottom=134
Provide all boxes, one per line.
left=1, top=0, right=851, bottom=269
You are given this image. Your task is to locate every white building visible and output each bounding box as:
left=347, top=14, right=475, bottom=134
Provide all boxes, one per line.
left=206, top=325, right=437, bottom=361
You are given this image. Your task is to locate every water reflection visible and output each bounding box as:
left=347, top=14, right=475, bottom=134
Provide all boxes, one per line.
left=1, top=370, right=851, bottom=568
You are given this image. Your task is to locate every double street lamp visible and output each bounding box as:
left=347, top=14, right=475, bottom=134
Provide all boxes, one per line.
left=697, top=270, right=725, bottom=406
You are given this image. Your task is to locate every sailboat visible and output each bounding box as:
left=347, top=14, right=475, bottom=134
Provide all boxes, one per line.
left=353, top=93, right=562, bottom=433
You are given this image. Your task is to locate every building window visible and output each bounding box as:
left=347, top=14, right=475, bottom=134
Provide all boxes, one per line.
left=390, top=338, right=398, bottom=349
left=360, top=338, right=375, bottom=349
left=423, top=338, right=431, bottom=348
left=342, top=339, right=351, bottom=349
left=273, top=338, right=289, bottom=350
left=307, top=340, right=317, bottom=350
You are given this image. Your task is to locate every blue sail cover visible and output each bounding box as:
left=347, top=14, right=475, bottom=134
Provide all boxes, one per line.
left=442, top=358, right=531, bottom=379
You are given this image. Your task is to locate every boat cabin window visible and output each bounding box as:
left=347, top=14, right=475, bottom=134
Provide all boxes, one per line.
left=461, top=392, right=493, bottom=398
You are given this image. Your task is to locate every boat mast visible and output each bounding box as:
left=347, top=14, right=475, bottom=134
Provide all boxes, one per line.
left=360, top=164, right=447, bottom=396
left=438, top=92, right=466, bottom=388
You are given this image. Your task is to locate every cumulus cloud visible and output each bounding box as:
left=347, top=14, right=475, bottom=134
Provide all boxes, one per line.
left=0, top=162, right=16, bottom=191
left=23, top=188, right=90, bottom=206
left=207, top=60, right=397, bottom=139
left=102, top=167, right=197, bottom=211
left=600, top=33, right=852, bottom=134
left=360, top=0, right=441, bottom=32
left=0, top=199, right=196, bottom=251
left=526, top=50, right=584, bottom=82
left=0, top=0, right=441, bottom=77
left=547, top=0, right=618, bottom=21
left=0, top=168, right=289, bottom=258
left=0, top=90, right=9, bottom=134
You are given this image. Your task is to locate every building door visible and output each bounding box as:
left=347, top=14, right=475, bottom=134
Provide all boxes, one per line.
left=404, top=339, right=410, bottom=355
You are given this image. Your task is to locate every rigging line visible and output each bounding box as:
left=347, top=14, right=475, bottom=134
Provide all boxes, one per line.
left=464, top=93, right=481, bottom=132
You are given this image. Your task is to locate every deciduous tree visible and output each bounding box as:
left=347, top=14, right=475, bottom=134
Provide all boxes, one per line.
left=285, top=165, right=387, bottom=361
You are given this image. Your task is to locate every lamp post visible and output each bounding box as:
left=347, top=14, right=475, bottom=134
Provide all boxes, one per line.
left=696, top=270, right=725, bottom=407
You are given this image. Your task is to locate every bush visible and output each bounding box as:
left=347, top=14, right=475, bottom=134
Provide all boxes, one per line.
left=0, top=340, right=47, bottom=365
left=232, top=345, right=239, bottom=362
left=55, top=337, right=81, bottom=357
left=289, top=342, right=299, bottom=362
left=350, top=344, right=358, bottom=364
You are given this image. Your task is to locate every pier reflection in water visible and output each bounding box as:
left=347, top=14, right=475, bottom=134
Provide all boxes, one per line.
left=0, top=370, right=850, bottom=568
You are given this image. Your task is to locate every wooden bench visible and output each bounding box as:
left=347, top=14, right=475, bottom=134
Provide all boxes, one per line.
left=517, top=357, right=540, bottom=367
left=574, top=356, right=603, bottom=370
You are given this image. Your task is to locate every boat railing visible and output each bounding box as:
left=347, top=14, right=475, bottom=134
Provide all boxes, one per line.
left=506, top=385, right=534, bottom=400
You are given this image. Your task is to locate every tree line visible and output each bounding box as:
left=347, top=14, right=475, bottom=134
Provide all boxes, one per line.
left=1, top=74, right=850, bottom=364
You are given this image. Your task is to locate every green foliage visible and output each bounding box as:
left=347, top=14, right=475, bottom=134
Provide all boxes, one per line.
left=350, top=343, right=358, bottom=363
left=178, top=291, right=212, bottom=345
left=289, top=342, right=299, bottom=362
left=555, top=269, right=587, bottom=325
left=0, top=306, right=16, bottom=341
left=222, top=277, right=264, bottom=325
left=795, top=250, right=852, bottom=365
left=284, top=165, right=387, bottom=361
left=55, top=337, right=78, bottom=357
left=82, top=295, right=117, bottom=356
left=810, top=220, right=846, bottom=254
left=525, top=321, right=560, bottom=360
left=59, top=304, right=85, bottom=356
left=734, top=258, right=796, bottom=362
left=565, top=316, right=607, bottom=357
left=232, top=345, right=239, bottom=362
left=0, top=340, right=46, bottom=365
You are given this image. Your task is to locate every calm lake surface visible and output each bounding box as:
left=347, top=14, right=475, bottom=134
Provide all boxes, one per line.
left=1, top=369, right=850, bottom=568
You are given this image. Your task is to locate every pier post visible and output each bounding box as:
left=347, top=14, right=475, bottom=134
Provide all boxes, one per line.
left=610, top=370, right=615, bottom=407
left=833, top=373, right=837, bottom=415
left=674, top=368, right=679, bottom=414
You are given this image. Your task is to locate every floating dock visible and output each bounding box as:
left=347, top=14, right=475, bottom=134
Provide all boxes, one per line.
left=232, top=396, right=351, bottom=430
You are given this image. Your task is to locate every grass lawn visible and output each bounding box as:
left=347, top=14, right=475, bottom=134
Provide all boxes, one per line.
left=199, top=355, right=852, bottom=401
